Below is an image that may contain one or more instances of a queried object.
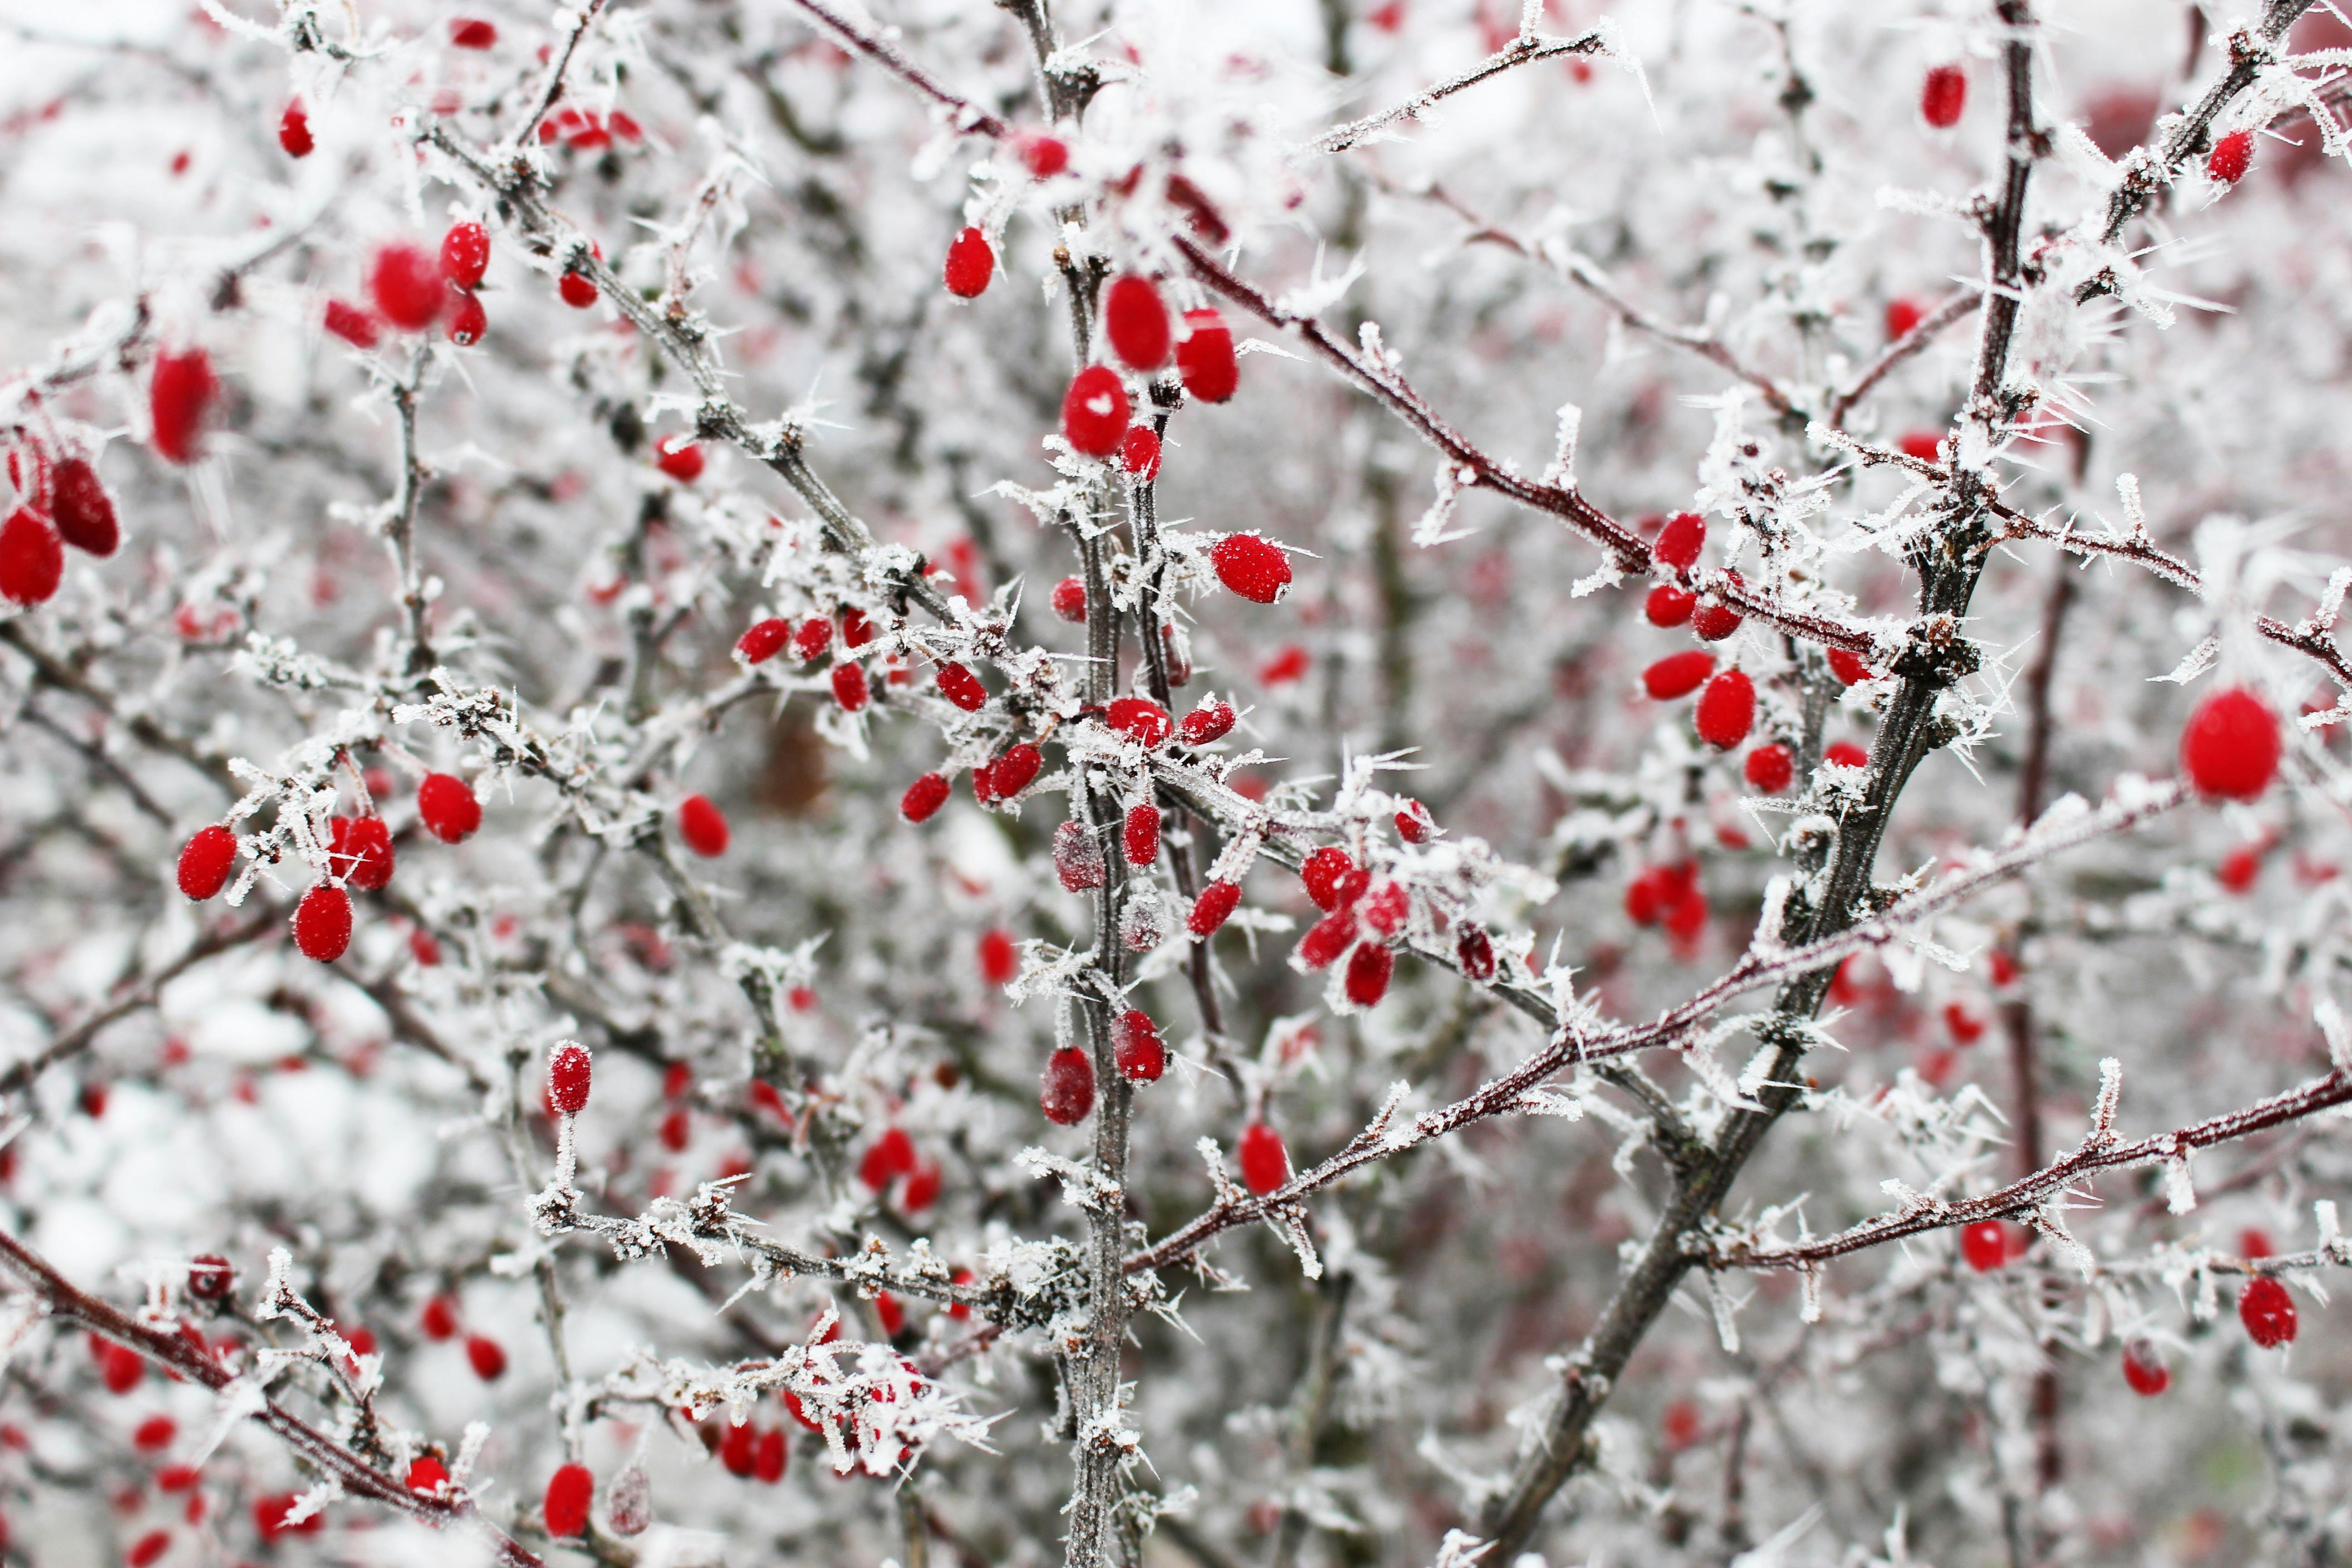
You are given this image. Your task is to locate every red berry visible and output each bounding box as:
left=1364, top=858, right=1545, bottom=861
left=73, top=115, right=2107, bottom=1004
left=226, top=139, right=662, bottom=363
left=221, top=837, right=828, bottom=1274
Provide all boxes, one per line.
left=324, top=298, right=380, bottom=349
left=1054, top=819, right=1105, bottom=892
left=738, top=617, right=791, bottom=664
left=445, top=289, right=487, bottom=347
left=1175, top=310, right=1238, bottom=403
left=832, top=662, right=869, bottom=711
left=1104, top=275, right=1172, bottom=369
left=1040, top=1046, right=1095, bottom=1125
left=548, top=1042, right=592, bottom=1116
left=1691, top=573, right=1744, bottom=641
left=1694, top=670, right=1755, bottom=749
left=659, top=1107, right=690, bottom=1150
left=1744, top=743, right=1793, bottom=793
left=328, top=815, right=395, bottom=891
left=559, top=270, right=598, bottom=308
left=1643, top=650, right=1715, bottom=700
left=859, top=1127, right=917, bottom=1190
left=1300, top=847, right=1356, bottom=911
left=1062, top=365, right=1130, bottom=457
left=50, top=458, right=118, bottom=557
left=1180, top=700, right=1236, bottom=745
left=292, top=885, right=352, bottom=963
left=720, top=1420, right=757, bottom=1477
left=900, top=1160, right=940, bottom=1212
left=417, top=773, right=481, bottom=843
left=441, top=222, right=490, bottom=288
left=1121, top=426, right=1162, bottom=479
left=544, top=1464, right=593, bottom=1537
left=1189, top=880, right=1241, bottom=936
left=1827, top=647, right=1873, bottom=685
left=1645, top=585, right=1695, bottom=627
left=2240, top=1275, right=2297, bottom=1347
left=99, top=1341, right=142, bottom=1393
left=1114, top=1009, right=1165, bottom=1082
left=420, top=1295, right=460, bottom=1340
left=978, top=927, right=1019, bottom=985
left=134, top=1414, right=176, bottom=1451
left=177, top=826, right=237, bottom=901
left=368, top=242, right=445, bottom=333
left=1943, top=1002, right=1985, bottom=1045
left=1395, top=799, right=1435, bottom=843
left=1107, top=696, right=1172, bottom=746
left=1897, top=430, right=1942, bottom=463
left=450, top=17, right=498, bottom=47
left=2207, top=127, right=2253, bottom=184
left=1960, top=1220, right=2007, bottom=1272
left=157, top=1465, right=201, bottom=1492
left=149, top=348, right=216, bottom=466
left=256, top=1493, right=323, bottom=1539
left=842, top=607, right=876, bottom=648
left=1019, top=134, right=1069, bottom=177
left=187, top=1254, right=232, bottom=1301
left=795, top=616, right=833, bottom=661
left=466, top=1335, right=507, bottom=1380
left=678, top=794, right=729, bottom=857
left=901, top=772, right=951, bottom=823
left=1296, top=907, right=1356, bottom=970
left=279, top=100, right=313, bottom=157
left=1884, top=298, right=1925, bottom=339
left=1824, top=740, right=1869, bottom=769
left=2180, top=686, right=2279, bottom=800
left=944, top=226, right=994, bottom=298
left=407, top=1455, right=450, bottom=1494
left=654, top=436, right=704, bottom=483
left=1050, top=576, right=1087, bottom=622
left=987, top=742, right=1041, bottom=799
left=754, top=1427, right=788, bottom=1483
left=1344, top=941, right=1393, bottom=1007
left=127, top=1529, right=171, bottom=1568
left=1457, top=925, right=1495, bottom=982
left=937, top=661, right=987, bottom=711
left=1920, top=64, right=1966, bottom=127
left=1238, top=1121, right=1289, bottom=1195
left=1124, top=803, right=1160, bottom=866
left=1212, top=533, right=1291, bottom=603
left=2218, top=844, right=2262, bottom=891
left=2242, top=1228, right=2276, bottom=1259
left=2121, top=1339, right=2170, bottom=1397
left=1652, top=511, right=1705, bottom=571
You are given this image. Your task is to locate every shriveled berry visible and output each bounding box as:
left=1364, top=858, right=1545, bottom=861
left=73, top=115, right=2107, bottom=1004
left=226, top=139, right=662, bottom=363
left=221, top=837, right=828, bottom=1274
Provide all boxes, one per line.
left=292, top=885, right=353, bottom=963
left=1301, top=847, right=1356, bottom=910
left=1114, top=1009, right=1165, bottom=1082
left=1121, top=426, right=1162, bottom=479
left=1744, top=743, right=1793, bottom=793
left=441, top=222, right=490, bottom=289
left=1212, top=533, right=1291, bottom=603
left=1190, top=880, right=1242, bottom=936
left=548, top=1042, right=592, bottom=1116
left=178, top=825, right=237, bottom=900
left=1827, top=647, right=1873, bottom=685
left=832, top=662, right=869, bottom=711
left=1457, top=925, right=1495, bottom=982
left=279, top=99, right=314, bottom=157
left=1960, top=1220, right=2007, bottom=1272
left=1296, top=907, right=1356, bottom=970
left=2208, top=127, right=2254, bottom=184
left=1396, top=800, right=1435, bottom=843
left=936, top=661, right=986, bottom=711
left=1652, top=512, right=1705, bottom=570
left=1175, top=309, right=1238, bottom=403
left=544, top=1464, right=594, bottom=1538
left=1062, top=366, right=1130, bottom=457
left=1040, top=1046, right=1096, bottom=1126
left=466, top=1334, right=507, bottom=1380
left=417, top=773, right=481, bottom=843
left=678, top=794, right=729, bottom=857
left=988, top=742, right=1042, bottom=799
left=1107, top=696, right=1172, bottom=746
left=187, top=1254, right=233, bottom=1301
left=559, top=269, right=598, bottom=308
left=1054, top=820, right=1106, bottom=892
left=2121, top=1340, right=2169, bottom=1397
left=328, top=815, right=395, bottom=891
left=324, top=298, right=380, bottom=349
left=1104, top=275, right=1171, bottom=370
left=1645, top=585, right=1695, bottom=627
left=149, top=348, right=217, bottom=466
left=369, top=242, right=445, bottom=332
left=445, top=289, right=487, bottom=347
left=1344, top=941, right=1393, bottom=1007
left=901, top=772, right=951, bottom=823
left=1920, top=64, right=1966, bottom=128
left=1238, top=1121, right=1289, bottom=1195
left=1180, top=700, right=1236, bottom=745
left=2240, top=1275, right=2296, bottom=1346
left=1124, top=803, right=1160, bottom=866
left=944, top=226, right=994, bottom=297
left=1643, top=650, right=1715, bottom=700
left=50, top=458, right=118, bottom=557
left=1050, top=576, right=1087, bottom=622
left=738, top=618, right=791, bottom=664
left=2181, top=686, right=2279, bottom=800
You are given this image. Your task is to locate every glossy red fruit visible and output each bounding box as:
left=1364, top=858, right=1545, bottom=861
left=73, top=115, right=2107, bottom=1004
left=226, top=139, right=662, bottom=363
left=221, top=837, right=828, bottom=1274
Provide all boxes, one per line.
left=1457, top=925, right=1495, bottom=981
left=654, top=436, right=704, bottom=483
left=1176, top=309, right=1238, bottom=402
left=1652, top=511, right=1705, bottom=570
left=1040, top=1046, right=1096, bottom=1125
left=738, top=617, right=791, bottom=664
left=407, top=1455, right=449, bottom=1494
left=1344, top=942, right=1393, bottom=1007
left=1921, top=64, right=1966, bottom=127
left=2240, top=1275, right=2297, bottom=1347
left=1050, top=576, right=1087, bottom=622
left=445, top=289, right=487, bottom=347
left=1396, top=799, right=1435, bottom=843
left=1180, top=700, right=1236, bottom=745
left=1643, top=650, right=1716, bottom=700
left=944, top=227, right=994, bottom=297
left=1124, top=803, right=1160, bottom=866
left=328, top=815, right=395, bottom=891
left=134, top=1415, right=176, bottom=1451
left=417, top=774, right=481, bottom=843
left=1212, top=533, right=1291, bottom=603
left=1301, top=847, right=1357, bottom=911
left=1107, top=697, right=1172, bottom=746
left=901, top=772, right=951, bottom=823
left=1824, top=740, right=1869, bottom=769
left=293, top=885, right=353, bottom=963
left=324, top=299, right=380, bottom=349
left=149, top=348, right=217, bottom=466
left=559, top=269, right=598, bottom=308
left=1114, top=1009, right=1165, bottom=1082
left=1104, top=275, right=1172, bottom=370
left=100, top=1340, right=142, bottom=1393
left=842, top=606, right=877, bottom=649
left=1744, top=743, right=1793, bottom=793
left=450, top=17, right=498, bottom=47
left=1019, top=133, right=1069, bottom=177
left=1189, top=880, right=1241, bottom=936
left=2207, top=127, right=2253, bottom=184
left=678, top=795, right=729, bottom=857
left=177, top=825, right=237, bottom=900
left=187, top=1254, right=233, bottom=1301
left=978, top=927, right=1019, bottom=985
left=279, top=99, right=314, bottom=157
left=466, top=1334, right=507, bottom=1380
left=860, top=1127, right=916, bottom=1189
left=1827, top=647, right=1872, bottom=685
left=2121, top=1339, right=2170, bottom=1396
left=548, top=1042, right=592, bottom=1116
left=1238, top=1121, right=1289, bottom=1195
left=369, top=242, right=445, bottom=332
left=1296, top=907, right=1356, bottom=970
left=2180, top=686, right=2279, bottom=800
left=441, top=223, right=490, bottom=289
left=933, top=661, right=984, bottom=712
left=420, top=1294, right=460, bottom=1340
left=754, top=1427, right=788, bottom=1483
left=1884, top=298, right=1925, bottom=339
left=1691, top=572, right=1744, bottom=641
left=988, top=742, right=1041, bottom=799
left=0, top=509, right=62, bottom=607
left=1897, top=431, right=1942, bottom=463
left=719, top=1420, right=757, bottom=1477
left=1121, top=426, right=1162, bottom=479
left=1062, top=366, right=1130, bottom=456
left=544, top=1464, right=593, bottom=1537
left=50, top=458, right=118, bottom=557
left=832, top=662, right=869, bottom=711
left=1645, top=585, right=1695, bottom=627
left=795, top=616, right=833, bottom=662
left=1960, top=1220, right=2006, bottom=1272
left=1054, top=819, right=1105, bottom=892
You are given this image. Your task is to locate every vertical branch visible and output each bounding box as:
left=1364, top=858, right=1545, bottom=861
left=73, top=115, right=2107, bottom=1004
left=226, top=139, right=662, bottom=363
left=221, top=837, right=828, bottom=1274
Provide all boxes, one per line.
left=385, top=343, right=437, bottom=680
left=1269, top=1271, right=1352, bottom=1568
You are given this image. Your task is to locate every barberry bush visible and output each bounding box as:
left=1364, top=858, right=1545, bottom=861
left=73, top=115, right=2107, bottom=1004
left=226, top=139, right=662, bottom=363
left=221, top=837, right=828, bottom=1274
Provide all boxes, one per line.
left=1, top=0, right=2351, bottom=1563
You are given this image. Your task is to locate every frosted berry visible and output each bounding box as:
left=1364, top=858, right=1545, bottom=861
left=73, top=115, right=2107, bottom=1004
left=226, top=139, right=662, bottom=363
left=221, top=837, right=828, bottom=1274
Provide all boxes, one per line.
left=548, top=1042, right=592, bottom=1116
left=1040, top=1046, right=1096, bottom=1125
left=559, top=269, right=598, bottom=308
left=324, top=299, right=380, bottom=349
left=1238, top=1121, right=1289, bottom=1195
left=544, top=1465, right=593, bottom=1537
left=2207, top=127, right=2254, bottom=184
left=1114, top=1009, right=1165, bottom=1082
left=50, top=458, right=118, bottom=557
left=1054, top=819, right=1106, bottom=892
left=1645, top=585, right=1694, bottom=627
left=902, top=772, right=951, bottom=823
left=1124, top=803, right=1161, bottom=866
left=1212, top=533, right=1291, bottom=603
left=1960, top=1220, right=2006, bottom=1272
left=988, top=742, right=1041, bottom=799
left=441, top=223, right=490, bottom=289
left=187, top=1254, right=232, bottom=1301
left=1296, top=907, right=1356, bottom=970
left=1344, top=942, right=1393, bottom=1008
left=1062, top=365, right=1130, bottom=457
left=328, top=815, right=395, bottom=891
left=738, top=617, right=791, bottom=664
left=1920, top=64, right=1966, bottom=127
left=178, top=826, right=237, bottom=900
left=860, top=1126, right=916, bottom=1189
left=1104, top=275, right=1172, bottom=370
left=1457, top=925, right=1495, bottom=982
left=1691, top=573, right=1744, bottom=641
left=978, top=927, right=1019, bottom=984
left=2121, top=1340, right=2170, bottom=1397
left=450, top=17, right=498, bottom=47
left=1189, top=880, right=1241, bottom=936
left=1694, top=671, right=1753, bottom=749
left=368, top=242, right=445, bottom=332
left=832, top=662, right=869, bottom=711
left=1175, top=309, right=1239, bottom=402
left=2180, top=686, right=2279, bottom=800
left=1824, top=740, right=1869, bottom=769
left=944, top=226, right=994, bottom=298
left=1107, top=696, right=1172, bottom=746
left=279, top=99, right=314, bottom=157
left=1019, top=133, right=1069, bottom=177
left=654, top=436, right=704, bottom=483
left=292, top=885, right=353, bottom=963
left=1360, top=881, right=1406, bottom=934
left=1301, top=847, right=1357, bottom=911
left=0, top=509, right=61, bottom=607
left=1051, top=576, right=1087, bottom=622
left=1180, top=700, right=1236, bottom=745
left=149, top=348, right=217, bottom=466
left=678, top=794, right=729, bottom=857
left=2240, top=1275, right=2296, bottom=1347
left=937, top=661, right=987, bottom=711
left=1744, top=743, right=1793, bottom=793
left=1884, top=298, right=1925, bottom=339
left=407, top=1455, right=449, bottom=1494
left=1643, top=650, right=1715, bottom=701
left=1652, top=511, right=1705, bottom=571
left=795, top=616, right=833, bottom=662
left=466, top=1334, right=507, bottom=1380
left=417, top=773, right=481, bottom=843
left=445, top=289, right=487, bottom=347
left=1827, top=647, right=1872, bottom=685
left=841, top=607, right=876, bottom=648
left=1395, top=799, right=1435, bottom=843
left=1121, top=426, right=1162, bottom=479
